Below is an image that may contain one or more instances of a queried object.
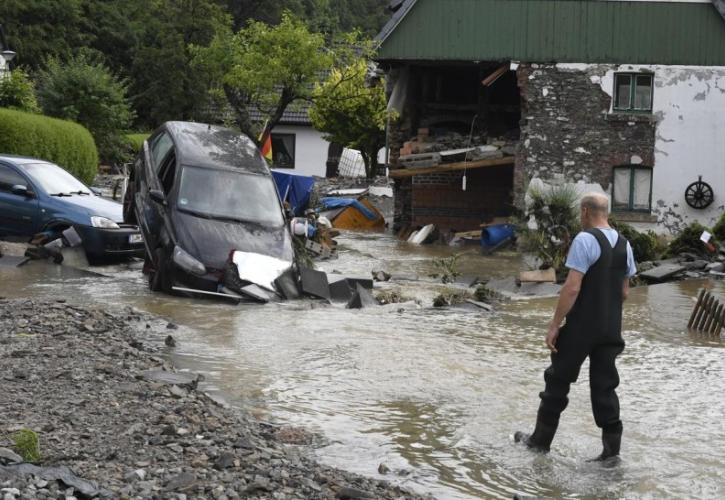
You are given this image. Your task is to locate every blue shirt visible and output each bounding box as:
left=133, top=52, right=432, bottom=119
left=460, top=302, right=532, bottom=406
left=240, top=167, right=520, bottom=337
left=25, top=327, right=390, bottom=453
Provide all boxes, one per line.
left=565, top=228, right=637, bottom=277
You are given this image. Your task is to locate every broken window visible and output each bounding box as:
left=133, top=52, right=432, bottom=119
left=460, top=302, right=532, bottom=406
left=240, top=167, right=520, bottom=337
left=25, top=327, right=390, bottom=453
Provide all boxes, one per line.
left=612, top=165, right=652, bottom=212
left=271, top=134, right=295, bottom=169
left=613, top=73, right=653, bottom=112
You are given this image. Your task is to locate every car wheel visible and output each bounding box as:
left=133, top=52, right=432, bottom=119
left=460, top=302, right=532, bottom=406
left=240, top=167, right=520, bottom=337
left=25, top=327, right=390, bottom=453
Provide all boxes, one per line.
left=123, top=182, right=137, bottom=224
left=149, top=247, right=173, bottom=293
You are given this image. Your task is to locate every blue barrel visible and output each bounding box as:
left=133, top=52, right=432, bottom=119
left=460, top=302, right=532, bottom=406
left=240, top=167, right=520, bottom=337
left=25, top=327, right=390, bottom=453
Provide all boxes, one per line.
left=481, top=224, right=515, bottom=247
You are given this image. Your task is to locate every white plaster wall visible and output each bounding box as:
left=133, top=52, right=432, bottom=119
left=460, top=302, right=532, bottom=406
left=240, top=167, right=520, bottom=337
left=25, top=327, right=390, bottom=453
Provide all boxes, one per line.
left=0, top=57, right=7, bottom=79
left=557, top=63, right=725, bottom=233
left=270, top=124, right=330, bottom=177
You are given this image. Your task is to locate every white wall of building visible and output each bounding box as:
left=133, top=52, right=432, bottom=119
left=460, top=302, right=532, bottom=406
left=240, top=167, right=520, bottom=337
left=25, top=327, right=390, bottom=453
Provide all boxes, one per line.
left=555, top=63, right=725, bottom=233
left=271, top=124, right=330, bottom=177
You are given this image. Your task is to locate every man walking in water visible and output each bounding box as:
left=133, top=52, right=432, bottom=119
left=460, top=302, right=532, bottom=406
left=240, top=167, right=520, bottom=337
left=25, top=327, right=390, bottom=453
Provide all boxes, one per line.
left=515, top=192, right=636, bottom=461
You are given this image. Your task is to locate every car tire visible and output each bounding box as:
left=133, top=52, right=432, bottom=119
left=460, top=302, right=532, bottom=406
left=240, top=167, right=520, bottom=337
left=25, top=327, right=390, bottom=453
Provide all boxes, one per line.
left=149, top=246, right=173, bottom=293
left=123, top=182, right=137, bottom=224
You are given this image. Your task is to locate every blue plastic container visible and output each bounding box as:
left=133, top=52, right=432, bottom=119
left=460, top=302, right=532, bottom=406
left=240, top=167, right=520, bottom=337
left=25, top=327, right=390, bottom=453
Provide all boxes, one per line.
left=481, top=224, right=515, bottom=247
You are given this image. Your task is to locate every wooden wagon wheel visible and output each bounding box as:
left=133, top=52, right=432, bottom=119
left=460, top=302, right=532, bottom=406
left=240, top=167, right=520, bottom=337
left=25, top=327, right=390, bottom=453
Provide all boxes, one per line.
left=685, top=176, right=714, bottom=209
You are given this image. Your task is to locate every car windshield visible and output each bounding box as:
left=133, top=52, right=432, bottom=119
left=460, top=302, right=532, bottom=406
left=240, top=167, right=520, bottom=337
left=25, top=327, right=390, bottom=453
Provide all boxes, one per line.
left=23, top=163, right=91, bottom=195
left=177, top=166, right=284, bottom=226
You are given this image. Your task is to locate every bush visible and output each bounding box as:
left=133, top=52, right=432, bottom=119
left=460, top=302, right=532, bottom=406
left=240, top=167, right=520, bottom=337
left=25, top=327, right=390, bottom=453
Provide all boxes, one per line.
left=125, top=133, right=150, bottom=153
left=0, top=69, right=40, bottom=113
left=712, top=213, right=725, bottom=243
left=609, top=218, right=665, bottom=263
left=0, top=108, right=98, bottom=184
left=36, top=53, right=134, bottom=166
left=12, top=429, right=41, bottom=463
left=518, top=184, right=581, bottom=277
left=665, top=222, right=713, bottom=258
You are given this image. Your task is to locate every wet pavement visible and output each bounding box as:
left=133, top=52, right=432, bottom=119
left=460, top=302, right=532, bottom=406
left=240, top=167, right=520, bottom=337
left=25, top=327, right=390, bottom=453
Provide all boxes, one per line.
left=1, top=232, right=724, bottom=499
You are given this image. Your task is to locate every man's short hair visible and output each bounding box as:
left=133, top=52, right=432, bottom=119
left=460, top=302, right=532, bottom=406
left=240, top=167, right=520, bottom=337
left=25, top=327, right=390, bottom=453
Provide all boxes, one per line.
left=580, top=192, right=609, bottom=215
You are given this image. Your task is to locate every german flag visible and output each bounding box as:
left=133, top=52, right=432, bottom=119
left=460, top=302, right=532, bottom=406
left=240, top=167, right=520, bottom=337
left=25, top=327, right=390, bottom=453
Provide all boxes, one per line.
left=259, top=120, right=272, bottom=162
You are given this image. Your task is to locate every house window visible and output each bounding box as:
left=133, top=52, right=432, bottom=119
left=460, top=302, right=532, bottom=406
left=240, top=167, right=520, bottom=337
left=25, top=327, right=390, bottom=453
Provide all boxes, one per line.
left=614, top=73, right=653, bottom=112
left=271, top=134, right=295, bottom=169
left=612, top=165, right=653, bottom=212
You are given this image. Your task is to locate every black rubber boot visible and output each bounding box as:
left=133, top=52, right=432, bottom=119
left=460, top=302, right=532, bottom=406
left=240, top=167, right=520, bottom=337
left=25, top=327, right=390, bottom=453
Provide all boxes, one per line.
left=514, top=420, right=558, bottom=453
left=589, top=430, right=621, bottom=462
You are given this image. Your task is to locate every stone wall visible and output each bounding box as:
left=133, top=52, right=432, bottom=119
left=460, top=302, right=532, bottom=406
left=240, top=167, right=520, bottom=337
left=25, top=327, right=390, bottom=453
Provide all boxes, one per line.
left=515, top=63, right=656, bottom=201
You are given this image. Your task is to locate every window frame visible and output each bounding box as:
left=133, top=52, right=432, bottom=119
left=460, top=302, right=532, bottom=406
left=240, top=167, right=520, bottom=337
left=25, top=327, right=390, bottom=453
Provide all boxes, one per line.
left=613, top=72, right=654, bottom=113
left=271, top=133, right=296, bottom=169
left=0, top=163, right=30, bottom=194
left=612, top=165, right=653, bottom=213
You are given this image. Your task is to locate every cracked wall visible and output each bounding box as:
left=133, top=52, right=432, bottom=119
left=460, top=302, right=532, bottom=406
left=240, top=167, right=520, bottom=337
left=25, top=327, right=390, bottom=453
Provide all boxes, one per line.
left=518, top=62, right=725, bottom=234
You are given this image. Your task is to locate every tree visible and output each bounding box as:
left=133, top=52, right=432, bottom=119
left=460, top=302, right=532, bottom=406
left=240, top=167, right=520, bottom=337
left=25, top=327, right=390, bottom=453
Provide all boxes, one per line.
left=309, top=58, right=390, bottom=179
left=36, top=53, right=134, bottom=166
left=0, top=69, right=41, bottom=113
left=127, top=0, right=230, bottom=128
left=193, top=12, right=332, bottom=141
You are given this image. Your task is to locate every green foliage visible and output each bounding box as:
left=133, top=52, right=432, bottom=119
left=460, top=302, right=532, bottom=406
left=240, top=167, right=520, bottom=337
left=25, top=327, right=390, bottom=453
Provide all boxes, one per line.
left=309, top=56, right=390, bottom=179
left=124, top=133, right=150, bottom=153
left=712, top=212, right=725, bottom=243
left=518, top=185, right=581, bottom=276
left=609, top=217, right=666, bottom=262
left=0, top=69, right=41, bottom=113
left=665, top=222, right=712, bottom=258
left=36, top=53, right=134, bottom=166
left=429, top=253, right=465, bottom=284
left=0, top=108, right=98, bottom=184
left=193, top=12, right=332, bottom=140
left=12, top=429, right=41, bottom=463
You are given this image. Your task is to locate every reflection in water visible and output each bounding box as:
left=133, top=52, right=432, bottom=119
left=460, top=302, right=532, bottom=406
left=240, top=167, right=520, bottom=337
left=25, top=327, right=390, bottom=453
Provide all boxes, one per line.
left=1, top=233, right=725, bottom=499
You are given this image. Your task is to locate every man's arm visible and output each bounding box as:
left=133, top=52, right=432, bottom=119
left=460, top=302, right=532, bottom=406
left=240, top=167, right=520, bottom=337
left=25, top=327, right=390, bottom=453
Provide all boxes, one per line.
left=546, top=270, right=584, bottom=352
left=622, top=278, right=630, bottom=302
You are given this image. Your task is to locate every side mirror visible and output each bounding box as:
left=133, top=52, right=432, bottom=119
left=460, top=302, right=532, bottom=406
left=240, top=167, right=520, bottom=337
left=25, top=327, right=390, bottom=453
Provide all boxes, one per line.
left=149, top=189, right=167, bottom=206
left=11, top=184, right=33, bottom=198
left=90, top=187, right=102, bottom=196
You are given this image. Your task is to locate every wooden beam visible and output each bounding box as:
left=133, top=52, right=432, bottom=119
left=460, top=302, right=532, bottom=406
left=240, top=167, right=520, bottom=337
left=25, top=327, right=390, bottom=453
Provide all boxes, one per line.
left=388, top=156, right=515, bottom=178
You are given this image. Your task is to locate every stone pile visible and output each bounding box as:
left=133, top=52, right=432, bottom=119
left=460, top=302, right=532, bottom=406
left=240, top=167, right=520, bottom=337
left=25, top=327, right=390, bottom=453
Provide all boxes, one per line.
left=398, top=128, right=518, bottom=165
left=0, top=299, right=428, bottom=500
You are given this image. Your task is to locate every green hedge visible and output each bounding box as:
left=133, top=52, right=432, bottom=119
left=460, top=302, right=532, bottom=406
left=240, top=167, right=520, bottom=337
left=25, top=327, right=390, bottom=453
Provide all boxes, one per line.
left=0, top=108, right=98, bottom=184
left=124, top=133, right=150, bottom=153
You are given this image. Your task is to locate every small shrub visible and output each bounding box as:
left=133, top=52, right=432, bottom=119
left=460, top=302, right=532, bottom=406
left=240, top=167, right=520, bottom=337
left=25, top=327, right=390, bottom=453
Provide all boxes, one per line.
left=430, top=253, right=464, bottom=284
left=36, top=53, right=134, bottom=166
left=666, top=222, right=713, bottom=258
left=0, top=108, right=98, bottom=184
left=0, top=69, right=40, bottom=113
left=609, top=218, right=665, bottom=262
left=711, top=212, right=725, bottom=243
left=124, top=133, right=150, bottom=153
left=12, top=429, right=41, bottom=463
left=518, top=184, right=581, bottom=275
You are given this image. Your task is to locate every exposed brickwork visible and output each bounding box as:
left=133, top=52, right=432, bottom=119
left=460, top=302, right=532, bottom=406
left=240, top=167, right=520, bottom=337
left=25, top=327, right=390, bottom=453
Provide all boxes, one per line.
left=516, top=64, right=656, bottom=192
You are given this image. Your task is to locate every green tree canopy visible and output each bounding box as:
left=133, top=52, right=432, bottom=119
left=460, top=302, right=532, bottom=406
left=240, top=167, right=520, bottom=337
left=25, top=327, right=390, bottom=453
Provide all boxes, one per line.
left=36, top=53, right=134, bottom=165
left=309, top=58, right=390, bottom=179
left=0, top=69, right=40, bottom=113
left=194, top=12, right=332, bottom=141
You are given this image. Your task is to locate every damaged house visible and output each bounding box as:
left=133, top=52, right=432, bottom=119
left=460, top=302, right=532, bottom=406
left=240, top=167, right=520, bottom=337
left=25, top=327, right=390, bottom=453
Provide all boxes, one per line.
left=377, top=0, right=725, bottom=235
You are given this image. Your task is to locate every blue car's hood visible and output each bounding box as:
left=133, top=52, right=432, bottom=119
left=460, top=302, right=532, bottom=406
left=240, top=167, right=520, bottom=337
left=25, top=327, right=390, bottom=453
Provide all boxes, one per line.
left=58, top=194, right=124, bottom=223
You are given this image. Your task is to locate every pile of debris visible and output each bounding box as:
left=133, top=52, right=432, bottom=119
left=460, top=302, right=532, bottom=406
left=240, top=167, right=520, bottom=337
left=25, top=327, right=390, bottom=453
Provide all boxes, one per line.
left=637, top=251, right=725, bottom=284
left=398, top=128, right=518, bottom=169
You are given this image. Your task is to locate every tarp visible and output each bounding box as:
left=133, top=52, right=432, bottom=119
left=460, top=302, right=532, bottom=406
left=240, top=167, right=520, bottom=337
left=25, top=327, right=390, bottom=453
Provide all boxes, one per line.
left=272, top=171, right=315, bottom=216
left=319, top=197, right=377, bottom=220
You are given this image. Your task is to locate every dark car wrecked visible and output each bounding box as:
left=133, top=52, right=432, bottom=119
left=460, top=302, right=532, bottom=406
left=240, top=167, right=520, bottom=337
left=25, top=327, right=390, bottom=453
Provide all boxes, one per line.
left=124, top=122, right=297, bottom=300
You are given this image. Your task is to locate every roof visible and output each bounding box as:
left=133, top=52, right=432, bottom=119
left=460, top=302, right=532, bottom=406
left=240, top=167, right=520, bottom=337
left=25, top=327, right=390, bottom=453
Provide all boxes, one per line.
left=164, top=122, right=269, bottom=175
left=376, top=0, right=725, bottom=66
left=249, top=103, right=312, bottom=126
left=0, top=154, right=48, bottom=166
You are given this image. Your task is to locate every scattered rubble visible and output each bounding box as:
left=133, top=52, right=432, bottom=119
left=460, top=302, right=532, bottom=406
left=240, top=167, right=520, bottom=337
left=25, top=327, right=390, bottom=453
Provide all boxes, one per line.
left=0, top=299, right=427, bottom=500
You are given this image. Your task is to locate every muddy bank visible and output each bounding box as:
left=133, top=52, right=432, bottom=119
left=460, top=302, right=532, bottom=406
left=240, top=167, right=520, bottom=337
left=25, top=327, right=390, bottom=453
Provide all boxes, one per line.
left=0, top=299, right=427, bottom=499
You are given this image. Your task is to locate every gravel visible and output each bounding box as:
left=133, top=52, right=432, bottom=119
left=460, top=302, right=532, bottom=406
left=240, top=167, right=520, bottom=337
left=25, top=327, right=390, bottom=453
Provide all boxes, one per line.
left=0, top=298, right=428, bottom=499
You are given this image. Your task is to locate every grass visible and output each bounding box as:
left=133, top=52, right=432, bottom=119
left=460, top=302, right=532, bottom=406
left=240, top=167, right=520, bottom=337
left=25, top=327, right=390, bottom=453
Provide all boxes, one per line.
left=12, top=428, right=40, bottom=463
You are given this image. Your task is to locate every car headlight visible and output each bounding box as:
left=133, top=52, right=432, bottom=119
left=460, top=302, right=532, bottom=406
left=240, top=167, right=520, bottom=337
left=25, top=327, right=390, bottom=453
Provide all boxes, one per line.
left=90, top=216, right=120, bottom=229
left=172, top=245, right=206, bottom=276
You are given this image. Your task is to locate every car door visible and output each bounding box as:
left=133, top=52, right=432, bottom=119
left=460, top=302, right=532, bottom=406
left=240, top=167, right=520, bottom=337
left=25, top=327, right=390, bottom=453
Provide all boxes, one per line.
left=136, top=131, right=174, bottom=247
left=0, top=162, right=39, bottom=236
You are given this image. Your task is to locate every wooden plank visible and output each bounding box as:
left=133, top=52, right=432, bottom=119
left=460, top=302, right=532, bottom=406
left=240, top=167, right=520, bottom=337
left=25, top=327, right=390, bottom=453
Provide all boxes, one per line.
left=688, top=288, right=706, bottom=329
left=388, top=156, right=515, bottom=178
left=709, top=303, right=724, bottom=334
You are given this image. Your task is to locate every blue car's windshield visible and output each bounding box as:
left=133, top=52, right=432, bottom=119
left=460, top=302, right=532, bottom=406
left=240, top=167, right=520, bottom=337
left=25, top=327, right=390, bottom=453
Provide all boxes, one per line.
left=177, top=166, right=284, bottom=227
left=23, top=163, right=91, bottom=196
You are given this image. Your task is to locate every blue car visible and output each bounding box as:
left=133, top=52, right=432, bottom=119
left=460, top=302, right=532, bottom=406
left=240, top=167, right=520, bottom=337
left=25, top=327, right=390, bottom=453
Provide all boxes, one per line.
left=0, top=154, right=144, bottom=262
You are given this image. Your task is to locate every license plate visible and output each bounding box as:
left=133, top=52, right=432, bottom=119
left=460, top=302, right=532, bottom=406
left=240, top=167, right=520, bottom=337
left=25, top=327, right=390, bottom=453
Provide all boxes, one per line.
left=129, top=234, right=144, bottom=244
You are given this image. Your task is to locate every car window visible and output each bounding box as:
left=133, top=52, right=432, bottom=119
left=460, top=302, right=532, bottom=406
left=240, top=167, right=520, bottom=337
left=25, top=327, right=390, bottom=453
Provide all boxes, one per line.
left=0, top=164, right=28, bottom=193
left=159, top=152, right=177, bottom=195
left=22, top=163, right=90, bottom=195
left=150, top=132, right=173, bottom=173
left=177, top=166, right=284, bottom=226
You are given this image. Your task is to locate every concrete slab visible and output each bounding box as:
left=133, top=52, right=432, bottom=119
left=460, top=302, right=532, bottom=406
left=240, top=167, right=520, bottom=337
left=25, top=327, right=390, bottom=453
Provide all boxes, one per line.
left=639, top=263, right=686, bottom=282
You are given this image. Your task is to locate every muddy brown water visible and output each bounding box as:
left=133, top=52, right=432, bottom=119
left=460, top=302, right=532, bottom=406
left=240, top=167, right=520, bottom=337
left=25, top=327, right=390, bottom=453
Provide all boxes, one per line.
left=2, top=232, right=724, bottom=499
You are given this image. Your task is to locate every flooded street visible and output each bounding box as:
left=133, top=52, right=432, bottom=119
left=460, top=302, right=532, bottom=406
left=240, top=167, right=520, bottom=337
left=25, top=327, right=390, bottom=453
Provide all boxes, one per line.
left=2, top=232, right=724, bottom=499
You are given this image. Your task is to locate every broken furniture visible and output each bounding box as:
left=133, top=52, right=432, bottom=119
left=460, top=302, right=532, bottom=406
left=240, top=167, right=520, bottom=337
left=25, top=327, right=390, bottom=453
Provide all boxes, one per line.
left=318, top=197, right=385, bottom=231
